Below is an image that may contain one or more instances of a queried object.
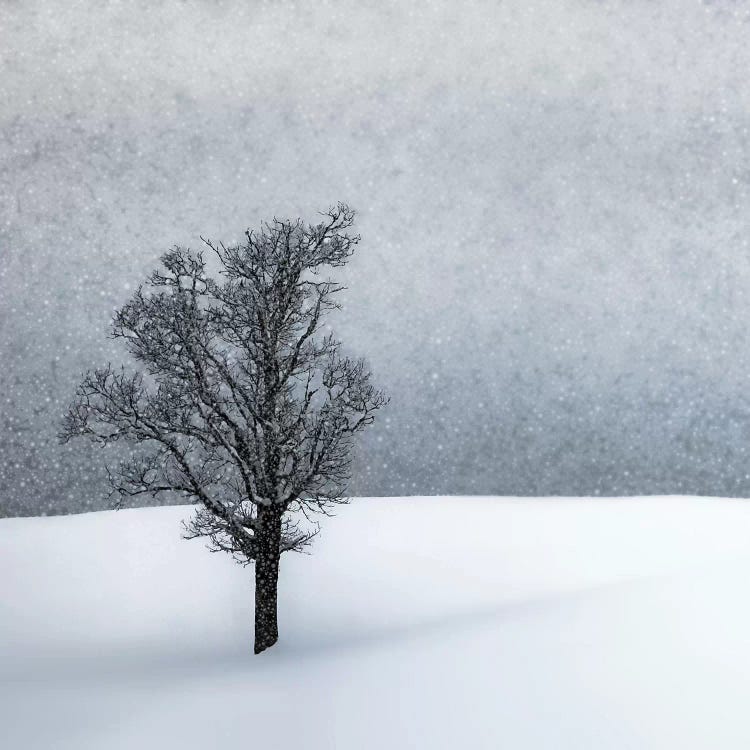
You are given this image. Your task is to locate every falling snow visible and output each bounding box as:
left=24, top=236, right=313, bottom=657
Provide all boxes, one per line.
left=3, top=1, right=750, bottom=515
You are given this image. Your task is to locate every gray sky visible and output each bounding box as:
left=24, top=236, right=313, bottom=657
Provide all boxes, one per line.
left=3, top=0, right=750, bottom=515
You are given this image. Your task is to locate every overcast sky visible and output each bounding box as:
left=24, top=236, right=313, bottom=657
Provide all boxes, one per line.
left=3, top=0, right=750, bottom=515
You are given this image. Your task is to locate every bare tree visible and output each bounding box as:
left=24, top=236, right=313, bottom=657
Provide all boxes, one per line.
left=61, top=203, right=387, bottom=653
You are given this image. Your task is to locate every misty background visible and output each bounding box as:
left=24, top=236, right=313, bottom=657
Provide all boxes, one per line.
left=3, top=0, right=750, bottom=516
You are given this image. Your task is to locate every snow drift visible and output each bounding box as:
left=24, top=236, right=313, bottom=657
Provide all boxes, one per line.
left=3, top=496, right=750, bottom=748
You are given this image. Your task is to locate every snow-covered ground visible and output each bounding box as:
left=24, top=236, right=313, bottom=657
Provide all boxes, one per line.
left=3, top=496, right=750, bottom=749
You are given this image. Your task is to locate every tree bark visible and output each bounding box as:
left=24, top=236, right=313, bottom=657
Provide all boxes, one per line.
left=254, top=505, right=283, bottom=654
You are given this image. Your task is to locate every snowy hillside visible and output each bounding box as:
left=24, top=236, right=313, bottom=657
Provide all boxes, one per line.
left=3, top=496, right=750, bottom=749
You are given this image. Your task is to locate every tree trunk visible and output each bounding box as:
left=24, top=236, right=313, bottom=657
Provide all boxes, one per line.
left=254, top=505, right=283, bottom=654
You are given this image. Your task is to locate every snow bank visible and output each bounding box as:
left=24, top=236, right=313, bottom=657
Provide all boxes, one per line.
left=3, top=496, right=750, bottom=748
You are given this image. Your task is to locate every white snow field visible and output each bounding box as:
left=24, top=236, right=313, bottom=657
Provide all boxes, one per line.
left=3, top=497, right=750, bottom=749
